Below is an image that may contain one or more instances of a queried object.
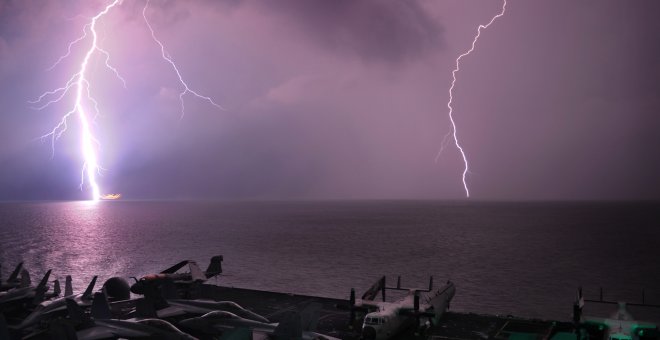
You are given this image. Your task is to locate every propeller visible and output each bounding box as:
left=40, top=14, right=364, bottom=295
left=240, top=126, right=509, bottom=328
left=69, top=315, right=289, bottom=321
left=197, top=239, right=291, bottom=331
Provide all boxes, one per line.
left=398, top=290, right=436, bottom=336
left=414, top=292, right=422, bottom=334
left=335, top=288, right=370, bottom=329
left=573, top=286, right=583, bottom=325
left=350, top=288, right=356, bottom=327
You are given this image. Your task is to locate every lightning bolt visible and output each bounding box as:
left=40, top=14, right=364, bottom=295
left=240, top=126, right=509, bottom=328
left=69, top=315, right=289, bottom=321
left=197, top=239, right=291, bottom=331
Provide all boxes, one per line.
left=440, top=0, right=507, bottom=198
left=142, top=0, right=224, bottom=118
left=31, top=0, right=123, bottom=201
left=31, top=0, right=223, bottom=201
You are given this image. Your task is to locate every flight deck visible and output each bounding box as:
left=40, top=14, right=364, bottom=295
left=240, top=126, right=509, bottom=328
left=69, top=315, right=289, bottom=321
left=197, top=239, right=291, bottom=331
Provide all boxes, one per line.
left=2, top=258, right=637, bottom=340
left=196, top=284, right=576, bottom=340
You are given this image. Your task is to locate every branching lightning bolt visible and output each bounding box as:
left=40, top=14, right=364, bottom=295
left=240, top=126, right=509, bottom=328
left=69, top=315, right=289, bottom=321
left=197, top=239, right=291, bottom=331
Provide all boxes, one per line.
left=31, top=0, right=123, bottom=201
left=142, top=0, right=224, bottom=119
left=440, top=0, right=507, bottom=198
left=30, top=0, right=223, bottom=201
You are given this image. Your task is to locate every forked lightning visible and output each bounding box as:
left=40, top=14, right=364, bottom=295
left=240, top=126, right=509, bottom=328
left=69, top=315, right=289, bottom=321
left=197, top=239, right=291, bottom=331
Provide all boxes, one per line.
left=31, top=0, right=222, bottom=200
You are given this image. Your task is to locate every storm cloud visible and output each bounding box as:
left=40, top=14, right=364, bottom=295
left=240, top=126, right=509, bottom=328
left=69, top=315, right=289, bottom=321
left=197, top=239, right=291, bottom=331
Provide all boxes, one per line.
left=0, top=0, right=658, bottom=201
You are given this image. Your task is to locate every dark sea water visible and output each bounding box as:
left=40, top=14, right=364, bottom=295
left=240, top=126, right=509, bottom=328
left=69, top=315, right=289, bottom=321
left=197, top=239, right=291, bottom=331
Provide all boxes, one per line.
left=0, top=200, right=659, bottom=321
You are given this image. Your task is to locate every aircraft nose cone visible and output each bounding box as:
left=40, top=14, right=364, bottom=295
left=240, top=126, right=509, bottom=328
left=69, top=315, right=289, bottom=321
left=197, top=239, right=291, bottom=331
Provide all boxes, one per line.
left=362, top=326, right=377, bottom=340
left=130, top=282, right=144, bottom=294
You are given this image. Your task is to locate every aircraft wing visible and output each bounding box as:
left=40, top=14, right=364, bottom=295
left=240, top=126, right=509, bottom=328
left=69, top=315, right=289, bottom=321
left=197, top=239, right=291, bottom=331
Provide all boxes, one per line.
left=189, top=261, right=206, bottom=281
left=355, top=299, right=381, bottom=309
left=160, top=260, right=191, bottom=274
left=155, top=302, right=212, bottom=318
left=156, top=306, right=187, bottom=319
left=361, top=276, right=385, bottom=301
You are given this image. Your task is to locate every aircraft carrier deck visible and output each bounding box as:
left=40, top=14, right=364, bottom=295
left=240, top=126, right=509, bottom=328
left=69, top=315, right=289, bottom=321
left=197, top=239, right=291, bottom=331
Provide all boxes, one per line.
left=196, top=284, right=576, bottom=340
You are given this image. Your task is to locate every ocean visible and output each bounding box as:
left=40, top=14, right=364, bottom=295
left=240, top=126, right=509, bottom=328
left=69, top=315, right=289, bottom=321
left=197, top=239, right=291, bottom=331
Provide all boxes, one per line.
left=0, top=200, right=658, bottom=321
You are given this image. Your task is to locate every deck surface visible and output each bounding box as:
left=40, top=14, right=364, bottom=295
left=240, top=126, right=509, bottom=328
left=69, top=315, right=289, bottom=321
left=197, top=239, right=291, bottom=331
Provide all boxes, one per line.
left=196, top=284, right=575, bottom=340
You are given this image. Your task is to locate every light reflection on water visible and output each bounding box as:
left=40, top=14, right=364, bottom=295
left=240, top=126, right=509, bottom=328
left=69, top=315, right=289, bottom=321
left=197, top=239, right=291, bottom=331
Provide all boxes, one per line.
left=4, top=201, right=128, bottom=287
left=0, top=200, right=659, bottom=321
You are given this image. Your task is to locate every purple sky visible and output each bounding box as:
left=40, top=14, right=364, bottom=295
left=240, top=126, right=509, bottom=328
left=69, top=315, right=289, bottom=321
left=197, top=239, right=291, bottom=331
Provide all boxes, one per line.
left=0, top=0, right=658, bottom=201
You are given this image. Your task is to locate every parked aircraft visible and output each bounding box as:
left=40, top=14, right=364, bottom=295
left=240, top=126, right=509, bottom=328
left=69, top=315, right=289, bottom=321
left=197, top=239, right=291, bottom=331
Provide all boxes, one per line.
left=339, top=276, right=455, bottom=340
left=0, top=262, right=24, bottom=291
left=137, top=278, right=269, bottom=323
left=574, top=287, right=659, bottom=340
left=0, top=270, right=52, bottom=306
left=130, top=256, right=223, bottom=294
left=65, top=293, right=199, bottom=340
left=179, top=304, right=341, bottom=340
left=14, top=276, right=97, bottom=329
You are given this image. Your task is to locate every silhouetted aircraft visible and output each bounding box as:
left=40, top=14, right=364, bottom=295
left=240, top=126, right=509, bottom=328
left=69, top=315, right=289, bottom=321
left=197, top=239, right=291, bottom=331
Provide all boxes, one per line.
left=14, top=276, right=97, bottom=329
left=156, top=299, right=270, bottom=322
left=0, top=262, right=24, bottom=291
left=65, top=293, right=199, bottom=340
left=136, top=278, right=269, bottom=322
left=339, top=276, right=455, bottom=340
left=179, top=303, right=341, bottom=340
left=130, top=256, right=223, bottom=294
left=0, top=270, right=53, bottom=307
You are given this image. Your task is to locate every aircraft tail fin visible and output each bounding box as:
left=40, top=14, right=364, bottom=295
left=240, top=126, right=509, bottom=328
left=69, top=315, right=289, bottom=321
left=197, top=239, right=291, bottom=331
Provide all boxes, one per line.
left=53, top=279, right=61, bottom=297
left=160, top=260, right=190, bottom=274
left=361, top=276, right=386, bottom=301
left=33, top=270, right=52, bottom=303
left=8, top=262, right=23, bottom=283
left=189, top=261, right=205, bottom=282
left=429, top=280, right=456, bottom=324
left=273, top=311, right=303, bottom=340
left=91, top=292, right=112, bottom=320
left=82, top=276, right=98, bottom=299
left=65, top=275, right=73, bottom=296
left=219, top=328, right=253, bottom=340
left=20, top=269, right=31, bottom=288
left=205, top=255, right=223, bottom=279
left=300, top=302, right=322, bottom=332
left=65, top=298, right=87, bottom=324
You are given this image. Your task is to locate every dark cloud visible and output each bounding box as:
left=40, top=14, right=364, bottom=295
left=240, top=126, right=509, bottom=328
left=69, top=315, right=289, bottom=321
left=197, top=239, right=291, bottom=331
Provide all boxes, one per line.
left=0, top=1, right=659, bottom=201
left=178, top=0, right=443, bottom=63
left=255, top=0, right=443, bottom=63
